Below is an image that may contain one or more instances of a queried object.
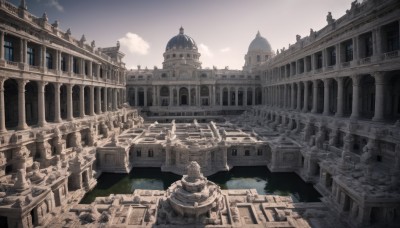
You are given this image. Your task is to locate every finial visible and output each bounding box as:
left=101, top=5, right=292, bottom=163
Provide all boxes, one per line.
left=42, top=12, right=48, bottom=22
left=179, top=26, right=184, bottom=35
left=256, top=31, right=261, bottom=37
left=80, top=34, right=86, bottom=43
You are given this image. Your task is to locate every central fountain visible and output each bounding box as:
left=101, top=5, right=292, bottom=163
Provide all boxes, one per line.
left=165, top=161, right=224, bottom=221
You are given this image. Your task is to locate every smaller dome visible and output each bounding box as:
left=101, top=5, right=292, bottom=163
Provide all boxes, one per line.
left=248, top=31, right=272, bottom=52
left=166, top=27, right=198, bottom=51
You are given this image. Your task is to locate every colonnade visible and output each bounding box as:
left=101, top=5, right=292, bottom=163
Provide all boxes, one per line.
left=0, top=77, right=125, bottom=132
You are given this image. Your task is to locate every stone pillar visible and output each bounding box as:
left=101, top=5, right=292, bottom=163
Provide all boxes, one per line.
left=0, top=31, right=4, bottom=61
left=297, top=82, right=301, bottom=110
left=89, top=86, right=95, bottom=116
left=0, top=78, right=6, bottom=132
left=220, top=87, right=223, bottom=106
left=303, top=82, right=309, bottom=112
left=212, top=85, right=216, bottom=106
left=20, top=39, right=27, bottom=64
left=41, top=45, right=46, bottom=69
left=323, top=79, right=330, bottom=116
left=103, top=88, right=108, bottom=112
left=283, top=85, right=287, bottom=108
left=66, top=84, right=73, bottom=121
left=79, top=85, right=85, bottom=117
left=135, top=87, right=138, bottom=106
left=311, top=80, right=318, bottom=113
left=197, top=85, right=200, bottom=106
left=17, top=80, right=28, bottom=129
left=37, top=81, right=47, bottom=127
left=88, top=61, right=92, bottom=78
left=144, top=87, right=147, bottom=107
left=350, top=75, right=361, bottom=119
left=373, top=28, right=382, bottom=56
left=372, top=72, right=386, bottom=121
left=188, top=85, right=191, bottom=106
left=336, top=44, right=341, bottom=67
left=113, top=89, right=118, bottom=110
left=235, top=87, right=239, bottom=106
left=69, top=55, right=73, bottom=74
left=55, top=50, right=60, bottom=72
left=169, top=86, right=173, bottom=106
left=152, top=86, right=156, bottom=106
left=291, top=83, right=296, bottom=109
left=96, top=87, right=101, bottom=114
left=54, top=83, right=62, bottom=122
left=335, top=77, right=344, bottom=117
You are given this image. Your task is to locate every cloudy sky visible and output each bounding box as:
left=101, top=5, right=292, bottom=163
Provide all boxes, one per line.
left=11, top=0, right=354, bottom=70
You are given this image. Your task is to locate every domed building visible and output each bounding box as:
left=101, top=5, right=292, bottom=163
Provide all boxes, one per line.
left=243, top=31, right=274, bottom=72
left=163, top=27, right=202, bottom=69
left=126, top=27, right=265, bottom=119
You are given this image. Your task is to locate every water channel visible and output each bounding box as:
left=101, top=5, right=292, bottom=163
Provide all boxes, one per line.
left=80, top=166, right=321, bottom=204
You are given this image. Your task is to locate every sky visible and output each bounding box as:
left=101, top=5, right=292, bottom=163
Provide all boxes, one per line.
left=11, top=0, right=355, bottom=70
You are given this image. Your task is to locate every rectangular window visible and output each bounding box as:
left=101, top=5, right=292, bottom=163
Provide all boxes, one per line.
left=328, top=48, right=336, bottom=66
left=73, top=58, right=79, bottom=74
left=245, top=150, right=250, bottom=156
left=136, top=150, right=141, bottom=157
left=27, top=47, right=35, bottom=66
left=257, top=149, right=263, bottom=156
left=61, top=56, right=67, bottom=71
left=148, top=149, right=153, bottom=157
left=316, top=52, right=323, bottom=69
left=231, top=149, right=237, bottom=156
left=46, top=52, right=53, bottom=69
left=385, top=22, right=400, bottom=52
left=4, top=40, right=14, bottom=61
left=344, top=42, right=353, bottom=62
left=365, top=35, right=373, bottom=57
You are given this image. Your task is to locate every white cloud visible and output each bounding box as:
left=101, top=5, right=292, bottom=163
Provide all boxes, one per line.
left=119, top=33, right=150, bottom=55
left=199, top=43, right=213, bottom=57
left=37, top=0, right=64, bottom=12
left=220, top=47, right=231, bottom=53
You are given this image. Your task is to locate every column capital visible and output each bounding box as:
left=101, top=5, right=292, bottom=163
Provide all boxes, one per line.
left=335, top=77, right=344, bottom=83
left=17, top=79, right=29, bottom=89
left=351, top=74, right=361, bottom=86
left=372, top=71, right=386, bottom=84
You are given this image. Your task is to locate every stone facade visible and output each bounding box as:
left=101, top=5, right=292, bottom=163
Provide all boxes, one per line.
left=0, top=1, right=137, bottom=227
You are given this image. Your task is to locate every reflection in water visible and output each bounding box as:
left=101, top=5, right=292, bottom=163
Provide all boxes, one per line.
left=80, top=166, right=321, bottom=204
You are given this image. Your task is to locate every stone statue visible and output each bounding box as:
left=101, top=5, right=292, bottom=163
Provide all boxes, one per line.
left=52, top=20, right=59, bottom=28
left=328, top=129, right=338, bottom=147
left=42, top=12, right=48, bottom=22
left=315, top=128, right=325, bottom=149
left=361, top=139, right=374, bottom=180
left=343, top=133, right=354, bottom=153
left=91, top=40, right=96, bottom=48
left=13, top=169, right=30, bottom=192
left=30, top=162, right=45, bottom=184
left=326, top=12, right=334, bottom=24
left=296, top=34, right=301, bottom=41
left=66, top=28, right=71, bottom=36
left=80, top=34, right=86, bottom=43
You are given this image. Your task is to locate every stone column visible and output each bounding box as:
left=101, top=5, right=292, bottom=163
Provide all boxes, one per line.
left=291, top=83, right=296, bottom=109
left=0, top=78, right=6, bottom=132
left=373, top=28, right=382, bottom=56
left=96, top=87, right=101, bottom=114
left=54, top=83, right=62, bottom=122
left=144, top=87, right=147, bottom=107
left=37, top=81, right=47, bottom=127
left=135, top=87, right=138, bottom=106
left=323, top=79, right=330, bottom=116
left=297, top=82, right=301, bottom=110
left=311, top=80, right=318, bottom=113
left=20, top=39, right=27, bottom=64
left=69, top=55, right=73, bottom=74
left=66, top=84, right=73, bottom=121
left=350, top=75, right=361, bottom=119
left=303, top=81, right=309, bottom=112
left=335, top=77, right=344, bottom=117
left=55, top=50, right=60, bottom=72
left=89, top=86, right=95, bottom=116
left=235, top=87, right=239, bottom=106
left=0, top=31, right=4, bottom=61
left=197, top=85, right=200, bottom=106
left=283, top=85, right=287, bottom=108
left=88, top=61, right=92, bottom=78
left=79, top=85, right=85, bottom=117
left=372, top=72, right=386, bottom=121
left=336, top=44, right=341, bottom=67
left=188, top=85, right=191, bottom=106
left=212, top=85, right=216, bottom=106
left=169, top=86, right=173, bottom=106
left=17, top=80, right=28, bottom=129
left=103, top=87, right=108, bottom=112
left=113, top=89, right=118, bottom=110
left=220, top=87, right=223, bottom=106
left=41, top=45, right=46, bottom=69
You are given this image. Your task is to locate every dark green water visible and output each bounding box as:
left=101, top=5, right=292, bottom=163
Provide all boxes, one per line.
left=80, top=166, right=321, bottom=204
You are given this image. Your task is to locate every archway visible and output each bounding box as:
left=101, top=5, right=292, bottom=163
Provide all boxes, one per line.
left=60, top=85, right=67, bottom=119
left=179, top=87, right=188, bottom=105
left=138, top=87, right=145, bottom=106
left=72, top=85, right=80, bottom=118
left=200, top=85, right=209, bottom=106
left=25, top=81, right=38, bottom=126
left=4, top=79, right=19, bottom=129
left=45, top=83, right=55, bottom=122
left=222, top=88, right=228, bottom=106
left=238, top=87, right=244, bottom=106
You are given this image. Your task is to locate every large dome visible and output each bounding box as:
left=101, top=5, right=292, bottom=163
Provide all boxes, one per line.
left=166, top=27, right=197, bottom=51
left=248, top=31, right=272, bottom=52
